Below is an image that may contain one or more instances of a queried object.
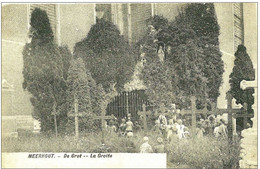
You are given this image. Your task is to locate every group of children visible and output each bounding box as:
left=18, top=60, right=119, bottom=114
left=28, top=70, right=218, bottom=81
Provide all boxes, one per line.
left=125, top=132, right=165, bottom=153
left=103, top=103, right=229, bottom=153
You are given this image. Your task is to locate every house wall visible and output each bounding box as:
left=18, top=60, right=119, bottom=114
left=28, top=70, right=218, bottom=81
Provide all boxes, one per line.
left=215, top=3, right=236, bottom=108
left=155, top=3, right=185, bottom=22
left=243, top=3, right=257, bottom=69
left=60, top=4, right=95, bottom=52
left=2, top=4, right=33, bottom=116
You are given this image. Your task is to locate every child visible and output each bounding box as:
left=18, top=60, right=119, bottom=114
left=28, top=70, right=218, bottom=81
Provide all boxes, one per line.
left=152, top=120, right=162, bottom=135
left=154, top=137, right=165, bottom=153
left=140, top=136, right=153, bottom=153
left=218, top=119, right=228, bottom=138
left=167, top=124, right=178, bottom=143
left=126, top=118, right=134, bottom=133
left=134, top=121, right=141, bottom=132
left=196, top=123, right=205, bottom=138
left=119, top=119, right=126, bottom=136
left=176, top=119, right=185, bottom=139
left=125, top=132, right=136, bottom=153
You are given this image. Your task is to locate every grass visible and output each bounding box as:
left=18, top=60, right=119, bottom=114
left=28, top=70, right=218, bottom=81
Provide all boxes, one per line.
left=2, top=131, right=241, bottom=168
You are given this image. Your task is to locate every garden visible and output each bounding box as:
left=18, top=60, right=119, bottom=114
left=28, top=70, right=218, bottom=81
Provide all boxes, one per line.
left=6, top=3, right=255, bottom=169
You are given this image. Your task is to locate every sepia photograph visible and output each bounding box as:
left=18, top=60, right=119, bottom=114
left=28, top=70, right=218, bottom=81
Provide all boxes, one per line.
left=1, top=2, right=258, bottom=168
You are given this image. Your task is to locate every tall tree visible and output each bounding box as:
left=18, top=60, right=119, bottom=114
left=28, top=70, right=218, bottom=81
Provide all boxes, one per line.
left=139, top=3, right=224, bottom=108
left=65, top=58, right=101, bottom=133
left=183, top=3, right=224, bottom=102
left=229, top=45, right=255, bottom=111
left=74, top=18, right=136, bottom=93
left=23, top=8, right=69, bottom=133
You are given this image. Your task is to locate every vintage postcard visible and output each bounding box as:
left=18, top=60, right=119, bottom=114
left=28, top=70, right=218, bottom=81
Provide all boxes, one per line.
left=1, top=2, right=258, bottom=168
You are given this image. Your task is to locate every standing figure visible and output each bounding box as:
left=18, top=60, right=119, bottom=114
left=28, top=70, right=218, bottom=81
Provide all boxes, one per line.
left=214, top=121, right=221, bottom=138
left=134, top=121, right=141, bottom=132
left=154, top=137, right=165, bottom=153
left=196, top=122, right=205, bottom=138
left=119, top=119, right=126, bottom=136
left=158, top=111, right=168, bottom=137
left=109, top=119, right=117, bottom=134
left=176, top=119, right=185, bottom=139
left=125, top=132, right=136, bottom=153
left=126, top=118, right=134, bottom=134
left=140, top=136, right=153, bottom=153
left=167, top=122, right=178, bottom=143
left=152, top=120, right=162, bottom=135
left=218, top=119, right=228, bottom=138
left=208, top=115, right=216, bottom=135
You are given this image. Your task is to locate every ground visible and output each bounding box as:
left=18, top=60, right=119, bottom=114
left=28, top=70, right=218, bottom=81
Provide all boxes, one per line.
left=2, top=130, right=240, bottom=168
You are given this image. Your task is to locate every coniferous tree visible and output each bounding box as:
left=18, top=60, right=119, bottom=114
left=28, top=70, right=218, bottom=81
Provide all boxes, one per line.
left=183, top=3, right=224, bottom=102
left=65, top=58, right=101, bottom=133
left=170, top=3, right=223, bottom=105
left=139, top=3, right=224, bottom=108
left=229, top=45, right=255, bottom=111
left=74, top=18, right=136, bottom=93
left=23, top=8, right=68, bottom=133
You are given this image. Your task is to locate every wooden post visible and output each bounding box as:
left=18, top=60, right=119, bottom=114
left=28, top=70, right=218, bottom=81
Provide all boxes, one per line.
left=74, top=98, right=79, bottom=139
left=51, top=101, right=58, bottom=138
left=243, top=103, right=248, bottom=128
left=93, top=113, right=116, bottom=144
left=226, top=93, right=233, bottom=143
left=126, top=92, right=129, bottom=116
left=137, top=104, right=151, bottom=131
left=54, top=114, right=57, bottom=138
left=190, top=96, right=196, bottom=134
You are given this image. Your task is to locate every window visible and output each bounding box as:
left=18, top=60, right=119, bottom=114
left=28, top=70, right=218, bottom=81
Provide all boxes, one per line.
left=233, top=3, right=244, bottom=50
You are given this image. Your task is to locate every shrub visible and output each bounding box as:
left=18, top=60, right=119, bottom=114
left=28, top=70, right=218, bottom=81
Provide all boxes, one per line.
left=167, top=137, right=241, bottom=169
left=229, top=45, right=255, bottom=111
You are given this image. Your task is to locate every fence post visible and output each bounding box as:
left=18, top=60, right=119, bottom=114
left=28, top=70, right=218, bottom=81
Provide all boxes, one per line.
left=226, top=93, right=233, bottom=143
left=126, top=92, right=129, bottom=117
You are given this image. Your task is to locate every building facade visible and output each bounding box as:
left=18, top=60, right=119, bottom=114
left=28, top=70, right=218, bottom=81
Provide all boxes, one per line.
left=2, top=2, right=257, bottom=127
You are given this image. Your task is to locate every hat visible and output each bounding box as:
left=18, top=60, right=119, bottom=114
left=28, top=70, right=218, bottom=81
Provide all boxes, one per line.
left=157, top=137, right=163, bottom=143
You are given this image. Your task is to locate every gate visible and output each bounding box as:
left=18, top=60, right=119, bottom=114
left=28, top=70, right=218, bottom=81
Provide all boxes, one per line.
left=106, top=90, right=154, bottom=121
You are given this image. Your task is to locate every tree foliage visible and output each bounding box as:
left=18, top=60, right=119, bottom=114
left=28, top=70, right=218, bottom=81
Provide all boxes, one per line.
left=229, top=45, right=255, bottom=111
left=23, top=8, right=71, bottom=133
left=74, top=18, right=136, bottom=93
left=139, top=3, right=224, bottom=108
left=64, top=58, right=104, bottom=133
